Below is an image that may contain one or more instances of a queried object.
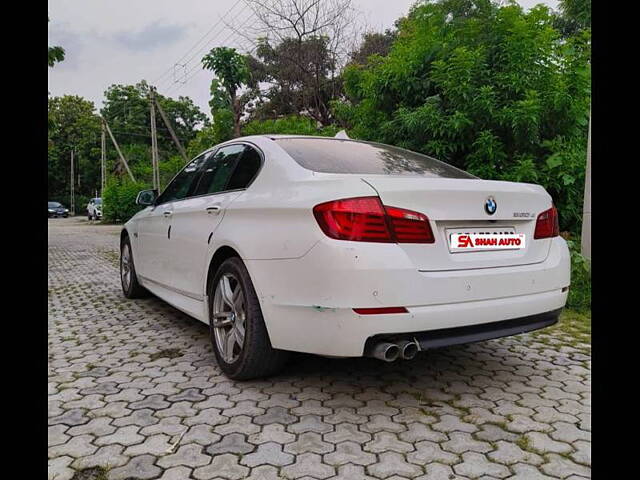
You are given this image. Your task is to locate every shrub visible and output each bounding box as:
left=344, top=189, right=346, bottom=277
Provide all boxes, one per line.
left=335, top=1, right=590, bottom=235
left=565, top=237, right=591, bottom=311
left=102, top=178, right=151, bottom=223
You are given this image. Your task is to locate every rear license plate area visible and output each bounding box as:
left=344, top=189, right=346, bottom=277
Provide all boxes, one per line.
left=446, top=227, right=525, bottom=253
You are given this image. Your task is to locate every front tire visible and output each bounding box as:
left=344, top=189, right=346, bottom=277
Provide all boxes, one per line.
left=120, top=236, right=148, bottom=299
left=209, top=257, right=289, bottom=380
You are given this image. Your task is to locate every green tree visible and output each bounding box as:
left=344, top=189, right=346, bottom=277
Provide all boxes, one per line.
left=554, top=0, right=591, bottom=36
left=334, top=0, right=590, bottom=233
left=100, top=81, right=208, bottom=188
left=202, top=47, right=253, bottom=137
left=246, top=36, right=340, bottom=126
left=48, top=17, right=65, bottom=67
left=348, top=31, right=397, bottom=66
left=48, top=96, right=101, bottom=205
left=100, top=81, right=207, bottom=156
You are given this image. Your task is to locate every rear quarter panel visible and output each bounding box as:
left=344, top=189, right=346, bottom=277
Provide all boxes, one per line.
left=211, top=139, right=379, bottom=261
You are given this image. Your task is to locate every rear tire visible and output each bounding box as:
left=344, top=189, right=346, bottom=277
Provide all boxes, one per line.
left=120, top=236, right=148, bottom=299
left=208, top=257, right=289, bottom=380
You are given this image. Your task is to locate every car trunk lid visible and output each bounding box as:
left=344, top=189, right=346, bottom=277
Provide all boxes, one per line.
left=361, top=176, right=553, bottom=271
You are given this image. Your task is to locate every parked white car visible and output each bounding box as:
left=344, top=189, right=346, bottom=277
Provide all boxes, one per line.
left=87, top=197, right=102, bottom=220
left=120, top=135, right=570, bottom=379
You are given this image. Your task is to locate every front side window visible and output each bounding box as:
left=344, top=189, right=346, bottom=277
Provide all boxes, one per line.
left=192, top=144, right=245, bottom=196
left=156, top=153, right=210, bottom=204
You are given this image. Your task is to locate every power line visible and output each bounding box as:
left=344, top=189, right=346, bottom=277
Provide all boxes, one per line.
left=156, top=3, right=251, bottom=91
left=152, top=0, right=244, bottom=86
left=164, top=16, right=258, bottom=96
left=159, top=9, right=256, bottom=92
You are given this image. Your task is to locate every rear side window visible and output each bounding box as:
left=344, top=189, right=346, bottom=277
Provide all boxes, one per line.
left=193, top=144, right=245, bottom=196
left=227, top=146, right=262, bottom=190
left=275, top=138, right=475, bottom=179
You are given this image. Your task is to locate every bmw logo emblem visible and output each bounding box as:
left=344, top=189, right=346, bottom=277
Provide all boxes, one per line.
left=485, top=196, right=497, bottom=215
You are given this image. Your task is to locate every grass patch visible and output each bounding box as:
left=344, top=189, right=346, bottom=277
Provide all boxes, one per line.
left=70, top=466, right=109, bottom=480
left=532, top=309, right=591, bottom=351
left=149, top=348, right=183, bottom=362
left=516, top=435, right=533, bottom=452
left=97, top=249, right=120, bottom=268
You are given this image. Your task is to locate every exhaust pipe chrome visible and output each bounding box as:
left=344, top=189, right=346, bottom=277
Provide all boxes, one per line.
left=369, top=342, right=400, bottom=362
left=397, top=340, right=419, bottom=360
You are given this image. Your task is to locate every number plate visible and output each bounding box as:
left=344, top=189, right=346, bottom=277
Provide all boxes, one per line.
left=447, top=227, right=525, bottom=253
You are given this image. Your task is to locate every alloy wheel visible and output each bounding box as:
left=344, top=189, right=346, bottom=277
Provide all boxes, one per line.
left=212, top=273, right=246, bottom=364
left=121, top=244, right=131, bottom=291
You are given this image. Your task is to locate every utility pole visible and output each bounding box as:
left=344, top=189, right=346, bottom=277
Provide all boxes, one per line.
left=101, top=121, right=106, bottom=197
left=155, top=96, right=189, bottom=163
left=103, top=117, right=136, bottom=182
left=581, top=112, right=591, bottom=260
left=149, top=89, right=160, bottom=191
left=70, top=150, right=75, bottom=215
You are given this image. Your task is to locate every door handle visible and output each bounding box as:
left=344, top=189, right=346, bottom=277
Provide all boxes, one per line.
left=163, top=211, right=172, bottom=217
left=206, top=206, right=222, bottom=214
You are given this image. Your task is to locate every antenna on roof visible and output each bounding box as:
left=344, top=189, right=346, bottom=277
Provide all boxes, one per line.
left=335, top=130, right=350, bottom=139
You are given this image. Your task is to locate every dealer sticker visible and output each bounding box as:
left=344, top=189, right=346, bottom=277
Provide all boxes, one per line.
left=450, top=233, right=526, bottom=252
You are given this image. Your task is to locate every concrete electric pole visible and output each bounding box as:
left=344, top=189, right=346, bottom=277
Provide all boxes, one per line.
left=70, top=149, right=75, bottom=215
left=149, top=89, right=160, bottom=191
left=103, top=118, right=136, bottom=182
left=101, top=122, right=106, bottom=197
left=581, top=113, right=591, bottom=260
left=154, top=97, right=189, bottom=163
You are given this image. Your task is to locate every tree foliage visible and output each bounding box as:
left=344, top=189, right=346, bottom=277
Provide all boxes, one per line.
left=48, top=17, right=65, bottom=67
left=348, top=31, right=397, bottom=66
left=48, top=82, right=207, bottom=208
left=242, top=115, right=340, bottom=136
left=101, top=81, right=207, bottom=155
left=48, top=96, right=101, bottom=206
left=247, top=36, right=340, bottom=125
left=334, top=0, right=590, bottom=233
left=554, top=0, right=591, bottom=36
left=202, top=47, right=254, bottom=137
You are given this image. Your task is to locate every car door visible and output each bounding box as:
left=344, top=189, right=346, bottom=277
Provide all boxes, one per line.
left=136, top=153, right=209, bottom=284
left=166, top=144, right=261, bottom=297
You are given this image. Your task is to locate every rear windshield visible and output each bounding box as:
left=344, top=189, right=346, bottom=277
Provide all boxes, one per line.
left=94, top=198, right=102, bottom=205
left=275, top=138, right=475, bottom=179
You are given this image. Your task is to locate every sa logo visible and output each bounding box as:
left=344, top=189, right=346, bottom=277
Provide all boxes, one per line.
left=457, top=235, right=474, bottom=248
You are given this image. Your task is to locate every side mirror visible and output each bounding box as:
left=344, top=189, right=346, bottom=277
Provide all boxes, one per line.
left=136, top=189, right=158, bottom=206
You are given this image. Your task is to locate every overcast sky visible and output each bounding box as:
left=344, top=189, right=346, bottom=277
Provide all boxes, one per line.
left=48, top=0, right=559, bottom=119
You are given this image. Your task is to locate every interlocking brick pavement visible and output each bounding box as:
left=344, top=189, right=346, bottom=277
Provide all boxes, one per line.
left=48, top=217, right=591, bottom=479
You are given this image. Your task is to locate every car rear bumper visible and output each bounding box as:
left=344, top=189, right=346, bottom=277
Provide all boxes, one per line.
left=245, top=236, right=570, bottom=357
left=365, top=308, right=560, bottom=353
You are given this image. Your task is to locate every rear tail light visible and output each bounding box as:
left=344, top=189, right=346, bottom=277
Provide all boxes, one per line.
left=313, top=196, right=434, bottom=243
left=534, top=205, right=560, bottom=239
left=385, top=206, right=434, bottom=243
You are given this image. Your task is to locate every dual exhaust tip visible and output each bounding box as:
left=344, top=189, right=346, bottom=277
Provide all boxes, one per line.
left=369, top=339, right=420, bottom=362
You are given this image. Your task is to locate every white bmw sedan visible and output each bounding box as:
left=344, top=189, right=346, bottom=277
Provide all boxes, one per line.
left=120, top=135, right=570, bottom=379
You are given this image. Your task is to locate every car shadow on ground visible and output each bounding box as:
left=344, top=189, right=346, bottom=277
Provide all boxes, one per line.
left=142, top=291, right=487, bottom=384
